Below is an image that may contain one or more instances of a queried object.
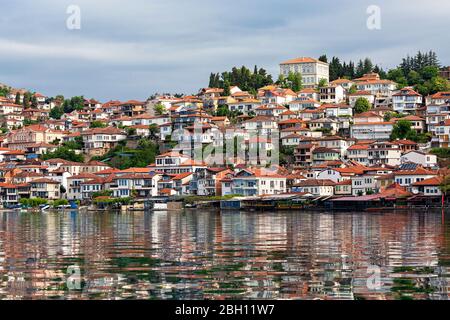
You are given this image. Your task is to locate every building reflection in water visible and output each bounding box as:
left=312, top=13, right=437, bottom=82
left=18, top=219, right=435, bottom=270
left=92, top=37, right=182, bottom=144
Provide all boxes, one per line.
left=0, top=210, right=449, bottom=300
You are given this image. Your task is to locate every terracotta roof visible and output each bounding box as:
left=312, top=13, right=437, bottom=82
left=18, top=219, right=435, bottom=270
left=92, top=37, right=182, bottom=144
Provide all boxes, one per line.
left=412, top=176, right=443, bottom=186
left=280, top=57, right=324, bottom=65
left=172, top=172, right=193, bottom=180
left=393, top=87, right=421, bottom=97
left=347, top=144, right=369, bottom=151
left=68, top=173, right=99, bottom=180
left=395, top=167, right=436, bottom=176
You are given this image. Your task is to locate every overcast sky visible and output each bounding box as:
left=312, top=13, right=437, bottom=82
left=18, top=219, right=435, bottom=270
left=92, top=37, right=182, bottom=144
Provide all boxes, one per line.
left=0, top=0, right=449, bottom=101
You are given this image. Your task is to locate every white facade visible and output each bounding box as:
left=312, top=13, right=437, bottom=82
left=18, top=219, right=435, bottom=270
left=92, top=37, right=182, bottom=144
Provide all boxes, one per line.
left=392, top=88, right=423, bottom=113
left=367, top=142, right=401, bottom=166
left=351, top=175, right=378, bottom=196
left=279, top=57, right=329, bottom=88
left=400, top=151, right=438, bottom=168
left=319, top=85, right=345, bottom=104
left=351, top=122, right=393, bottom=140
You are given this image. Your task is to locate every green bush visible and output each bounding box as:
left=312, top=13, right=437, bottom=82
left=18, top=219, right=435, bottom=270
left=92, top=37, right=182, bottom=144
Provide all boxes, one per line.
left=52, top=199, right=69, bottom=208
left=431, top=148, right=450, bottom=158
left=20, top=198, right=48, bottom=208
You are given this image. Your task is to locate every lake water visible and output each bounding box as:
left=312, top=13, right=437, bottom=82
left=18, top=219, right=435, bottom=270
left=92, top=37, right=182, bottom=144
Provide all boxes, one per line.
left=0, top=210, right=449, bottom=300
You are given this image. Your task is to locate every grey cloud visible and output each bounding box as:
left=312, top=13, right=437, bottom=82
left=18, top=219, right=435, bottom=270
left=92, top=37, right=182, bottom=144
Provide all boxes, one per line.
left=0, top=0, right=448, bottom=101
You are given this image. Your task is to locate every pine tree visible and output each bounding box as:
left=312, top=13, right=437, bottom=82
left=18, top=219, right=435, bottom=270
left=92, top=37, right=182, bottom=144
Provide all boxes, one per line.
left=356, top=60, right=365, bottom=78
left=319, top=55, right=328, bottom=63
left=363, top=58, right=374, bottom=74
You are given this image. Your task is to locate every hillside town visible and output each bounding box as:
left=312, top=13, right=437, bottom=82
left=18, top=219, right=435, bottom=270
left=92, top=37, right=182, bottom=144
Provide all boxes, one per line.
left=1, top=54, right=450, bottom=211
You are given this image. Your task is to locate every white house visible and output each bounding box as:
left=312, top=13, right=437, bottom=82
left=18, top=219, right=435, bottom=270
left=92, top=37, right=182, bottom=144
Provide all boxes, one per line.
left=394, top=167, right=437, bottom=189
left=367, top=142, right=402, bottom=166
left=400, top=151, right=438, bottom=168
left=319, top=85, right=346, bottom=104
left=81, top=127, right=127, bottom=157
left=392, top=87, right=423, bottom=114
left=426, top=91, right=450, bottom=106
left=279, top=57, right=329, bottom=88
left=291, top=179, right=335, bottom=196
left=231, top=169, right=287, bottom=196
left=351, top=174, right=378, bottom=196
left=411, top=176, right=443, bottom=196
left=228, top=99, right=261, bottom=114
left=346, top=144, right=370, bottom=166
left=351, top=122, right=394, bottom=140
left=288, top=98, right=321, bottom=112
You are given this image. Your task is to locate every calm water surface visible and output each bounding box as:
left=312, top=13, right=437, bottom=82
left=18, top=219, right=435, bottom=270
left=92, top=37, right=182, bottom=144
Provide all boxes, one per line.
left=0, top=210, right=449, bottom=300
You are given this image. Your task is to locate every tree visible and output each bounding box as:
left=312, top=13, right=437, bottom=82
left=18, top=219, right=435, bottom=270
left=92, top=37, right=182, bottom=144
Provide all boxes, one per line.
left=348, top=84, right=357, bottom=94
left=223, top=81, right=231, bottom=96
left=440, top=175, right=450, bottom=196
left=318, top=78, right=328, bottom=88
left=421, top=66, right=439, bottom=80
left=22, top=92, right=32, bottom=108
left=14, top=93, right=21, bottom=104
left=42, top=146, right=84, bottom=162
left=63, top=138, right=83, bottom=150
left=207, top=66, right=273, bottom=93
left=384, top=111, right=406, bottom=122
left=49, top=106, right=64, bottom=119
left=31, top=95, right=38, bottom=108
left=288, top=72, right=303, bottom=91
left=90, top=121, right=107, bottom=128
left=153, top=103, right=166, bottom=115
left=0, top=86, right=10, bottom=97
left=354, top=97, right=371, bottom=114
left=390, top=119, right=430, bottom=143
left=318, top=55, right=328, bottom=63
left=63, top=96, right=84, bottom=113
left=390, top=120, right=414, bottom=140
left=127, top=127, right=137, bottom=136
left=429, top=77, right=450, bottom=92
left=149, top=124, right=159, bottom=139
left=363, top=58, right=374, bottom=74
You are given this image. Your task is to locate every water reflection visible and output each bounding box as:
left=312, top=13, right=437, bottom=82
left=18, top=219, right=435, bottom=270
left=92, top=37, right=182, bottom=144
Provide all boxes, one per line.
left=0, top=210, right=449, bottom=300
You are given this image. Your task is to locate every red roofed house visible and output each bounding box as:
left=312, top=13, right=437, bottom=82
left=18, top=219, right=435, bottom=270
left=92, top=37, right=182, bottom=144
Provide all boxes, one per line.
left=81, top=127, right=127, bottom=157
left=279, top=57, right=329, bottom=88
left=110, top=172, right=162, bottom=199
left=348, top=91, right=375, bottom=107
left=292, top=179, right=335, bottom=196
left=394, top=167, right=437, bottom=189
left=30, top=178, right=61, bottom=200
left=347, top=143, right=370, bottom=165
left=231, top=168, right=287, bottom=196
left=149, top=151, right=207, bottom=174
left=5, top=125, right=65, bottom=151
left=191, top=167, right=233, bottom=196
left=393, top=87, right=423, bottom=114
left=411, top=176, right=443, bottom=196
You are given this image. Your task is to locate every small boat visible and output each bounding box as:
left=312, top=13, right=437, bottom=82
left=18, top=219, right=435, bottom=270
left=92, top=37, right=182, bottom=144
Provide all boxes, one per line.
left=40, top=204, right=50, bottom=212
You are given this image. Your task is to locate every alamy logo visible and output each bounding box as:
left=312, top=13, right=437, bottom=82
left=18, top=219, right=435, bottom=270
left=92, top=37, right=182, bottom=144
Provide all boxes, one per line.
left=366, top=5, right=381, bottom=30
left=66, top=5, right=81, bottom=30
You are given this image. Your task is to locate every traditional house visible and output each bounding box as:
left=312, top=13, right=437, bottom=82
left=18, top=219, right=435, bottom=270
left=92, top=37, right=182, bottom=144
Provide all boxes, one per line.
left=81, top=127, right=127, bottom=157
left=292, top=179, right=335, bottom=196
left=231, top=169, right=287, bottom=196
left=30, top=178, right=61, bottom=200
